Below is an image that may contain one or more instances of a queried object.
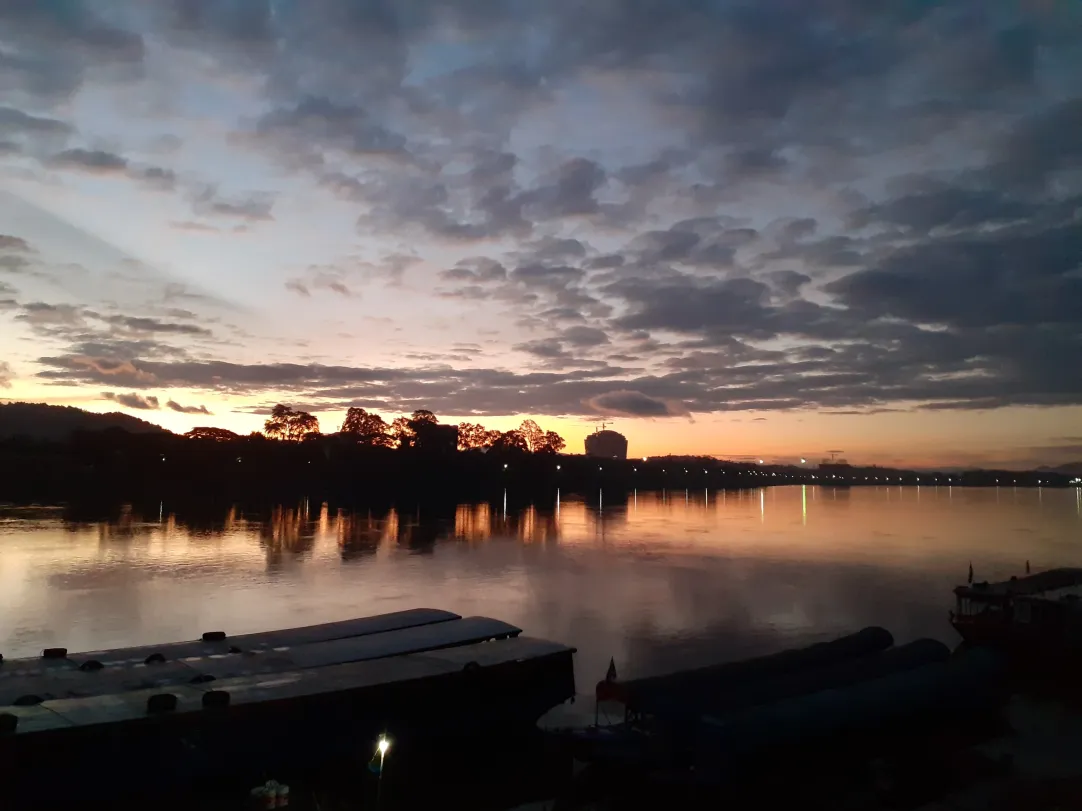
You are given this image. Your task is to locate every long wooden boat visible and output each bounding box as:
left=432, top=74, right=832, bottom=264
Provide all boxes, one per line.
left=0, top=611, right=576, bottom=795
left=604, top=626, right=894, bottom=717
left=560, top=629, right=997, bottom=775
left=0, top=614, right=519, bottom=705
left=0, top=607, right=459, bottom=674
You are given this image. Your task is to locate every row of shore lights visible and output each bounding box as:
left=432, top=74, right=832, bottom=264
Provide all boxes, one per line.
left=498, top=460, right=1058, bottom=487
left=499, top=461, right=956, bottom=484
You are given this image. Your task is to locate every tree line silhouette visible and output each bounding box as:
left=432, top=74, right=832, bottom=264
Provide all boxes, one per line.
left=186, top=405, right=567, bottom=455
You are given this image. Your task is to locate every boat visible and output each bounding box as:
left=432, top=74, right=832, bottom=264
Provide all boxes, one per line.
left=950, top=567, right=1082, bottom=665
left=556, top=628, right=1005, bottom=777
left=0, top=609, right=576, bottom=795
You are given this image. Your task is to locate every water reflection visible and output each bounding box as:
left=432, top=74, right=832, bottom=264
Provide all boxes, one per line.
left=1, top=487, right=1079, bottom=686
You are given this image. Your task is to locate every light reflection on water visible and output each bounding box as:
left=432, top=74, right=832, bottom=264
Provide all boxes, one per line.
left=1, top=486, right=1079, bottom=687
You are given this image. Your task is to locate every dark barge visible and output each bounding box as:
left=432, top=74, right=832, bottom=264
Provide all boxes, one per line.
left=0, top=609, right=576, bottom=792
left=561, top=627, right=1007, bottom=779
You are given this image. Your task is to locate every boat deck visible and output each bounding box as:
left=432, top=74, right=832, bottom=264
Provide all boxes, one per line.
left=0, top=609, right=577, bottom=789
left=3, top=635, right=573, bottom=736
left=0, top=607, right=460, bottom=673
left=0, top=613, right=519, bottom=705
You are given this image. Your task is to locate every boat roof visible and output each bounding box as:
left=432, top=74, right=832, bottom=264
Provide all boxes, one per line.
left=4, top=636, right=574, bottom=736
left=955, top=568, right=1082, bottom=600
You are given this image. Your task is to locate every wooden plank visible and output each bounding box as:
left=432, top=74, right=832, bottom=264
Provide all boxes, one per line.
left=0, top=608, right=460, bottom=670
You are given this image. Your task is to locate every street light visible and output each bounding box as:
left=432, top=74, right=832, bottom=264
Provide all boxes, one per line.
left=800, top=458, right=806, bottom=464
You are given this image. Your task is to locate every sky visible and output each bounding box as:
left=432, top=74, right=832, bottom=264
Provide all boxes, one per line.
left=1, top=0, right=1081, bottom=469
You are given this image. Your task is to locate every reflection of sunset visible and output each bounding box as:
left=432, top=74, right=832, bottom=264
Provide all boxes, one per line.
left=1, top=488, right=1079, bottom=681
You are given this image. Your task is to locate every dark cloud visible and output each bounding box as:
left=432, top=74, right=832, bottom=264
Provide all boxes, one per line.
left=513, top=338, right=569, bottom=360
left=102, top=391, right=160, bottom=410
left=527, top=237, right=589, bottom=262
left=441, top=257, right=506, bottom=283
left=518, top=158, right=606, bottom=220
left=16, top=302, right=85, bottom=327
left=850, top=183, right=1039, bottom=234
left=192, top=186, right=275, bottom=222
left=102, top=315, right=212, bottom=336
left=588, top=390, right=686, bottom=418
left=560, top=326, right=610, bottom=347
left=130, top=165, right=177, bottom=189
left=48, top=148, right=128, bottom=173
left=166, top=399, right=212, bottom=415
left=985, top=97, right=1082, bottom=192
left=827, top=220, right=1082, bottom=329
left=253, top=96, right=407, bottom=156
left=0, top=235, right=33, bottom=252
left=511, top=264, right=584, bottom=289
left=0, top=107, right=73, bottom=136
left=0, top=3, right=143, bottom=103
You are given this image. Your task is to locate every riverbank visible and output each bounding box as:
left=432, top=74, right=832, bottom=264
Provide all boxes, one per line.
left=1, top=431, right=1074, bottom=506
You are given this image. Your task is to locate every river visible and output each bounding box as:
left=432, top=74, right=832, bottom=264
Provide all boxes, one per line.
left=3, top=485, right=1079, bottom=687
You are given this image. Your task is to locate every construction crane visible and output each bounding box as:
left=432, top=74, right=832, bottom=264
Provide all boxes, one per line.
left=827, top=450, right=845, bottom=462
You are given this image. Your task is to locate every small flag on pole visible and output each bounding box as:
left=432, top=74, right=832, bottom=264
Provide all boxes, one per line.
left=595, top=657, right=620, bottom=704
left=968, top=562, right=974, bottom=584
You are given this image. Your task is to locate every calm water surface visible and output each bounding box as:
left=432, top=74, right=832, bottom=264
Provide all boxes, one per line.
left=3, top=486, right=1080, bottom=687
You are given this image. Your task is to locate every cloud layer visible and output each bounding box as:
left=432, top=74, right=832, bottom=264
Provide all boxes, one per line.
left=0, top=0, right=1080, bottom=448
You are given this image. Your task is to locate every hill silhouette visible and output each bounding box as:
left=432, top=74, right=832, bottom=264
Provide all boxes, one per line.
left=0, top=402, right=170, bottom=441
left=1038, top=461, right=1082, bottom=476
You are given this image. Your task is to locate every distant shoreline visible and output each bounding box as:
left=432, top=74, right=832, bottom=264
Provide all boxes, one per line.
left=0, top=428, right=1074, bottom=507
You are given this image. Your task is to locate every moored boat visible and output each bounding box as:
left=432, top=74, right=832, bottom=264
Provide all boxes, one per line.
left=0, top=611, right=576, bottom=797
left=950, top=567, right=1082, bottom=665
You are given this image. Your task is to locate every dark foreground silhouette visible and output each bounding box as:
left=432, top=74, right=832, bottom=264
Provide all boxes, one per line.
left=0, top=429, right=1073, bottom=506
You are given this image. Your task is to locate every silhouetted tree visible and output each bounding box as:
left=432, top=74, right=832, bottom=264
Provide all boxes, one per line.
left=340, top=407, right=393, bottom=447
left=184, top=427, right=240, bottom=442
left=264, top=404, right=320, bottom=442
left=518, top=419, right=544, bottom=452
left=490, top=429, right=528, bottom=454
left=391, top=416, right=415, bottom=449
left=409, top=410, right=438, bottom=425
left=458, top=422, right=501, bottom=451
left=535, top=430, right=566, bottom=454
left=391, top=409, right=441, bottom=449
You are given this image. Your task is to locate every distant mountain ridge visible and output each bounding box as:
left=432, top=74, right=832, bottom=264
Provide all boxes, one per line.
left=1037, top=462, right=1082, bottom=476
left=0, top=402, right=171, bottom=440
